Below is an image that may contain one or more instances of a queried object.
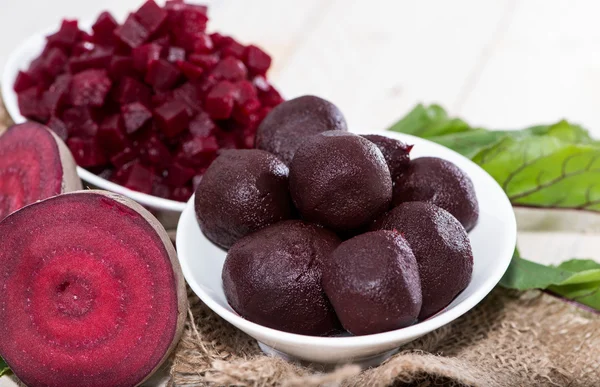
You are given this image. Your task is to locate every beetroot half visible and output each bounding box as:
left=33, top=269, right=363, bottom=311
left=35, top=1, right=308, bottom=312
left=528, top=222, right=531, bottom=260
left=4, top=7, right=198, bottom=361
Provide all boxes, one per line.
left=0, top=122, right=81, bottom=221
left=0, top=191, right=187, bottom=387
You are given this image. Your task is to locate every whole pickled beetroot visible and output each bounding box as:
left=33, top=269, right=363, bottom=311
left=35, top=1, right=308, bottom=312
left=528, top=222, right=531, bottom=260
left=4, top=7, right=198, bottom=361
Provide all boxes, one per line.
left=255, top=96, right=347, bottom=165
left=223, top=220, right=342, bottom=335
left=15, top=0, right=283, bottom=203
left=373, top=202, right=473, bottom=320
left=194, top=149, right=294, bottom=249
left=289, top=131, right=392, bottom=233
left=362, top=134, right=413, bottom=182
left=392, top=157, right=479, bottom=231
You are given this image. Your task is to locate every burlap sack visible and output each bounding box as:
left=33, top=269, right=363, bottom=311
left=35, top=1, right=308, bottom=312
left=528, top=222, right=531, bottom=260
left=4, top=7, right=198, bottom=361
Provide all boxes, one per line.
left=170, top=288, right=600, bottom=387
left=2, top=95, right=598, bottom=387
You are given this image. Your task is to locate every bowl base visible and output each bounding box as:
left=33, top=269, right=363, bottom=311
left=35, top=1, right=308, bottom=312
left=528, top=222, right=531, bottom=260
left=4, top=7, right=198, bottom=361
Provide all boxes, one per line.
left=258, top=342, right=399, bottom=368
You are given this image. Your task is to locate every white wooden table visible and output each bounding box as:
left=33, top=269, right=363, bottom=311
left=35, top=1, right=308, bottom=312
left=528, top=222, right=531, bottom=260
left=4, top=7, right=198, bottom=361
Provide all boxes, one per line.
left=1, top=1, right=600, bottom=385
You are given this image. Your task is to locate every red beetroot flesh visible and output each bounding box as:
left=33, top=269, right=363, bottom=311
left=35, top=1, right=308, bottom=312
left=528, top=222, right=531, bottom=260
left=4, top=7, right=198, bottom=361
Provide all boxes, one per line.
left=15, top=0, right=282, bottom=202
left=0, top=123, right=77, bottom=221
left=69, top=69, right=112, bottom=107
left=0, top=191, right=185, bottom=387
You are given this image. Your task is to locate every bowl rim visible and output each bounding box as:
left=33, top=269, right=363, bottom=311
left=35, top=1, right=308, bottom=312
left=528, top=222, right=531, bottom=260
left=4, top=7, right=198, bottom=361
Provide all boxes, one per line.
left=1, top=20, right=187, bottom=212
left=176, top=131, right=518, bottom=348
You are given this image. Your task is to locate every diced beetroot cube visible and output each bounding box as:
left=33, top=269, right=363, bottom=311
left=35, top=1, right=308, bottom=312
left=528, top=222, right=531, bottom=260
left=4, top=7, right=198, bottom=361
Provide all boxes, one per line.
left=151, top=90, right=172, bottom=108
left=46, top=117, right=69, bottom=141
left=260, top=85, right=284, bottom=107
left=67, top=137, right=107, bottom=167
left=42, top=47, right=68, bottom=76
left=189, top=112, right=216, bottom=137
left=197, top=74, right=218, bottom=96
left=176, top=61, right=204, bottom=80
left=121, top=102, right=152, bottom=134
left=140, top=135, right=172, bottom=168
left=111, top=161, right=134, bottom=184
left=165, top=162, right=195, bottom=187
left=115, top=14, right=150, bottom=48
left=110, top=147, right=139, bottom=168
left=167, top=46, right=186, bottom=62
left=62, top=106, right=98, bottom=137
left=68, top=46, right=113, bottom=73
left=173, top=3, right=208, bottom=35
left=123, top=161, right=154, bottom=193
left=211, top=57, right=247, bottom=82
left=178, top=135, right=218, bottom=167
left=69, top=69, right=112, bottom=107
left=154, top=100, right=190, bottom=137
left=134, top=0, right=168, bottom=36
left=205, top=81, right=236, bottom=119
left=98, top=114, right=128, bottom=154
left=71, top=41, right=95, bottom=56
left=132, top=43, right=163, bottom=71
left=210, top=33, right=228, bottom=48
left=234, top=80, right=259, bottom=111
left=215, top=129, right=239, bottom=150
left=172, top=83, right=200, bottom=115
left=113, top=76, right=151, bottom=105
left=170, top=185, right=193, bottom=202
left=145, top=59, right=181, bottom=90
left=244, top=45, right=272, bottom=75
left=43, top=73, right=71, bottom=115
left=109, top=56, right=136, bottom=79
left=46, top=19, right=81, bottom=48
left=252, top=75, right=270, bottom=92
left=220, top=39, right=246, bottom=59
left=188, top=53, right=219, bottom=70
left=18, top=87, right=49, bottom=121
left=152, top=179, right=171, bottom=199
left=192, top=33, right=213, bottom=53
left=13, top=71, right=35, bottom=92
left=92, top=11, right=118, bottom=45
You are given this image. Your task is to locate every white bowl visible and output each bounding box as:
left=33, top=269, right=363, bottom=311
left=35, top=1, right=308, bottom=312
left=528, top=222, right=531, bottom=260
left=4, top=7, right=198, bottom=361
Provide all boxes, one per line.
left=176, top=131, right=517, bottom=364
left=2, top=22, right=187, bottom=213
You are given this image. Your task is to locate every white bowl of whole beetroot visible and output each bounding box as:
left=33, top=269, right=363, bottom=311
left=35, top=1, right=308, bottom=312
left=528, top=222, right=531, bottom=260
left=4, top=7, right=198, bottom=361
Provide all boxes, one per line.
left=2, top=0, right=283, bottom=212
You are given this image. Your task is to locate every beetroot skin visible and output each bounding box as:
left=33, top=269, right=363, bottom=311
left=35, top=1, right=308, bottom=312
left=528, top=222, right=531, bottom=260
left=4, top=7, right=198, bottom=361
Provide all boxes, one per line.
left=15, top=0, right=283, bottom=203
left=0, top=191, right=187, bottom=387
left=0, top=122, right=81, bottom=221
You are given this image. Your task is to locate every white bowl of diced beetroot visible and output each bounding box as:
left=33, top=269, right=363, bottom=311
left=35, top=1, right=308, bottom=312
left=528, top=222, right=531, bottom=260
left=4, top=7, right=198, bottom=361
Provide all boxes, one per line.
left=1, top=0, right=284, bottom=213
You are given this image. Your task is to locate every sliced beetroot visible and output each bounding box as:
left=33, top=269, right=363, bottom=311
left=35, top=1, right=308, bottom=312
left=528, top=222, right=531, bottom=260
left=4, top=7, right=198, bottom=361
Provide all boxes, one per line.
left=121, top=102, right=153, bottom=134
left=0, top=123, right=81, bottom=221
left=0, top=191, right=187, bottom=387
left=154, top=100, right=190, bottom=137
left=69, top=69, right=112, bottom=107
left=91, top=11, right=118, bottom=45
left=115, top=14, right=150, bottom=48
left=145, top=59, right=181, bottom=90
